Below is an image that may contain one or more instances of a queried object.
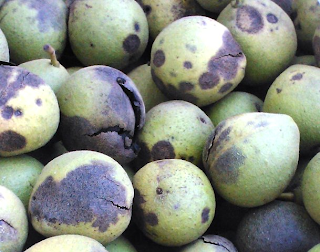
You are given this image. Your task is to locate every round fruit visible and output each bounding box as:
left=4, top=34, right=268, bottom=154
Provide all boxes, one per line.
left=204, top=91, right=263, bottom=126
left=57, top=65, right=145, bottom=165
left=217, top=0, right=297, bottom=86
left=133, top=159, right=216, bottom=247
left=195, top=0, right=231, bottom=13
left=135, top=100, right=214, bottom=168
left=150, top=15, right=247, bottom=107
left=301, top=152, right=320, bottom=225
left=28, top=150, right=134, bottom=245
left=24, top=234, right=108, bottom=252
left=203, top=112, right=300, bottom=207
left=0, top=65, right=60, bottom=157
left=68, top=0, right=149, bottom=70
left=0, top=185, right=28, bottom=252
left=105, top=235, right=137, bottom=252
left=309, top=244, right=320, bottom=252
left=263, top=64, right=320, bottom=154
left=0, top=154, right=43, bottom=209
left=0, top=0, right=67, bottom=64
left=236, top=200, right=320, bottom=252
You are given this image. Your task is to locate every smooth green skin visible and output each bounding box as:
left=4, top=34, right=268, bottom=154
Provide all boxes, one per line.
left=68, top=0, right=149, bottom=70
left=0, top=185, right=28, bottom=252
left=105, top=235, right=137, bottom=252
left=151, top=16, right=246, bottom=107
left=263, top=64, right=320, bottom=154
left=196, top=0, right=231, bottom=13
left=204, top=91, right=263, bottom=126
left=290, top=55, right=316, bottom=66
left=309, top=244, right=320, bottom=252
left=19, top=59, right=70, bottom=95
left=29, top=150, right=134, bottom=245
left=138, top=0, right=205, bottom=39
left=133, top=159, right=216, bottom=247
left=295, top=0, right=320, bottom=53
left=0, top=67, right=60, bottom=157
left=128, top=64, right=168, bottom=112
left=137, top=100, right=214, bottom=167
left=0, top=154, right=43, bottom=210
left=0, top=27, right=9, bottom=61
left=0, top=0, right=67, bottom=64
left=179, top=235, right=237, bottom=252
left=302, top=152, right=320, bottom=226
left=218, top=0, right=297, bottom=86
left=25, top=235, right=108, bottom=252
left=204, top=112, right=300, bottom=207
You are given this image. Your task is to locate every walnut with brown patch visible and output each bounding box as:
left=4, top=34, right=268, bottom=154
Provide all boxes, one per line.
left=28, top=150, right=134, bottom=246
left=132, top=159, right=216, bottom=247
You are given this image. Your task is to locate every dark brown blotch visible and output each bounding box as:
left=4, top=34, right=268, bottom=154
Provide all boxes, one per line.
left=123, top=34, right=140, bottom=54
left=29, top=161, right=130, bottom=232
left=267, top=13, right=278, bottom=23
left=134, top=22, right=140, bottom=32
left=143, top=5, right=152, bottom=15
left=201, top=207, right=210, bottom=223
left=151, top=140, right=175, bottom=160
left=212, top=146, right=246, bottom=184
left=0, top=219, right=18, bottom=242
left=185, top=44, right=197, bottom=53
left=236, top=5, right=264, bottom=34
left=20, top=0, right=67, bottom=33
left=291, top=73, right=303, bottom=81
left=255, top=121, right=269, bottom=128
left=183, top=61, right=192, bottom=69
left=1, top=106, right=13, bottom=120
left=276, top=88, right=282, bottom=94
left=199, top=72, right=220, bottom=90
left=145, top=212, right=158, bottom=226
left=0, top=130, right=26, bottom=152
left=219, top=83, right=233, bottom=93
left=153, top=50, right=166, bottom=67
left=36, top=98, right=42, bottom=106
left=156, top=187, right=163, bottom=195
left=254, top=102, right=262, bottom=112
left=217, top=126, right=232, bottom=145
left=179, top=81, right=194, bottom=92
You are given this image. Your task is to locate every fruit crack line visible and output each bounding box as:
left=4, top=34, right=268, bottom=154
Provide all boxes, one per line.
left=213, top=52, right=243, bottom=60
left=202, top=236, right=232, bottom=252
left=85, top=125, right=133, bottom=149
left=97, top=198, right=130, bottom=210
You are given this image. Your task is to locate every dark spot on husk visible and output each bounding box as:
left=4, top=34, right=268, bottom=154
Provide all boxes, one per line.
left=1, top=106, right=13, bottom=119
left=183, top=61, right=192, bottom=69
left=0, top=130, right=26, bottom=152
left=276, top=88, right=282, bottom=94
left=90, top=43, right=94, bottom=48
left=145, top=212, right=158, bottom=226
left=217, top=126, right=232, bottom=145
left=29, top=161, right=130, bottom=232
left=199, top=72, right=220, bottom=90
left=236, top=5, right=264, bottom=34
left=151, top=140, right=175, bottom=160
left=156, top=187, right=163, bottom=195
left=201, top=207, right=210, bottom=223
left=123, top=34, right=140, bottom=54
left=0, top=219, right=18, bottom=242
left=255, top=121, right=269, bottom=128
left=85, top=4, right=92, bottom=8
left=0, top=66, right=45, bottom=106
left=212, top=146, right=246, bottom=184
left=143, top=5, right=152, bottom=15
left=219, top=83, right=233, bottom=93
left=36, top=98, right=42, bottom=106
left=153, top=50, right=165, bottom=67
left=19, top=0, right=67, bottom=33
left=134, top=22, right=140, bottom=32
left=267, top=13, right=278, bottom=23
left=14, top=109, right=22, bottom=117
left=179, top=81, right=194, bottom=92
left=291, top=73, right=303, bottom=81
left=200, top=117, right=207, bottom=124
